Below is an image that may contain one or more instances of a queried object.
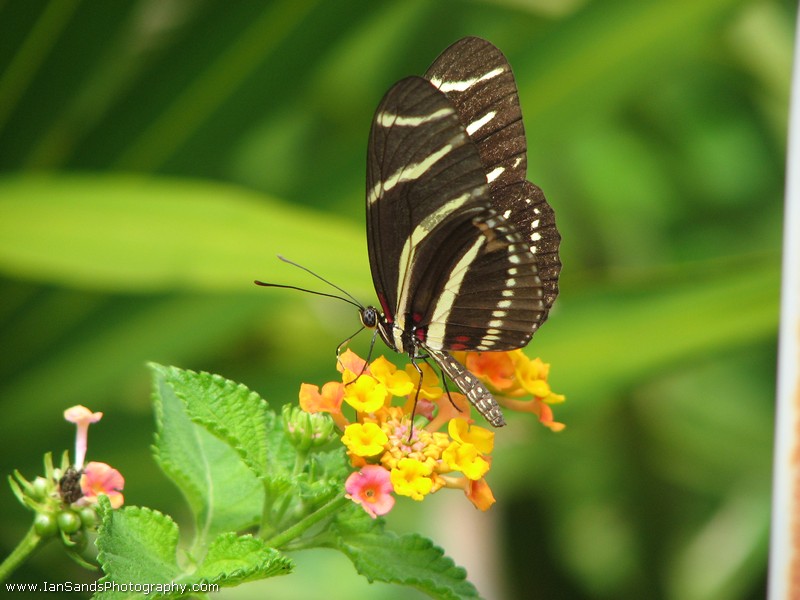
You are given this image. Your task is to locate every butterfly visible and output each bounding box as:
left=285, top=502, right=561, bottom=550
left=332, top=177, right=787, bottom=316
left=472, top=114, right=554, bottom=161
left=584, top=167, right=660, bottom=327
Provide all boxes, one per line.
left=358, top=37, right=561, bottom=427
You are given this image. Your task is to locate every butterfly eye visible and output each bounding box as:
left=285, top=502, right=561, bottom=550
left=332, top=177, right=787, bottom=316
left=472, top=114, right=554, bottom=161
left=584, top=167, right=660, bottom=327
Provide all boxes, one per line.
left=359, top=307, right=379, bottom=329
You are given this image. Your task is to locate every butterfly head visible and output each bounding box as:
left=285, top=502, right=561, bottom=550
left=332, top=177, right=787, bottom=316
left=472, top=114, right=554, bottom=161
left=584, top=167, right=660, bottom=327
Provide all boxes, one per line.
left=359, top=305, right=400, bottom=353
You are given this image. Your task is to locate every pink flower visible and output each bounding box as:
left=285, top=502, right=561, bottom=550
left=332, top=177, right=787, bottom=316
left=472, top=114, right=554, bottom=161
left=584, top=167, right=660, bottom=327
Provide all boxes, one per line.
left=64, top=405, right=103, bottom=470
left=344, top=465, right=395, bottom=518
left=80, top=462, right=125, bottom=509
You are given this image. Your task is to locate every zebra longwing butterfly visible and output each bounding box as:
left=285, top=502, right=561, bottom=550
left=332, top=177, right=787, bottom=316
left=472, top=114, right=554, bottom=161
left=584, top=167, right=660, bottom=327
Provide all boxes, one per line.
left=361, top=37, right=561, bottom=427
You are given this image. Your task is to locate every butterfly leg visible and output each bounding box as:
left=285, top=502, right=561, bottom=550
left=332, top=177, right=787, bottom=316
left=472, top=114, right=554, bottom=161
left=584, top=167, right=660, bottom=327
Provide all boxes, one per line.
left=422, top=355, right=464, bottom=414
left=339, top=327, right=378, bottom=386
left=405, top=355, right=428, bottom=439
left=335, top=325, right=366, bottom=360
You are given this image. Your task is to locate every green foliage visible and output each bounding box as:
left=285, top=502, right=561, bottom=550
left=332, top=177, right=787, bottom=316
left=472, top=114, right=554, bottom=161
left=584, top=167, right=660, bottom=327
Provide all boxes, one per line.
left=0, top=0, right=790, bottom=598
left=94, top=498, right=293, bottom=599
left=151, top=364, right=265, bottom=543
left=330, top=515, right=480, bottom=600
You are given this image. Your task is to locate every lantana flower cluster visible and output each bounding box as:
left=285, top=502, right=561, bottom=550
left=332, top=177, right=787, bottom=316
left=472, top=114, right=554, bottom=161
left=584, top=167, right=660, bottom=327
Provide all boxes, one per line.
left=298, top=349, right=564, bottom=518
left=9, top=405, right=125, bottom=554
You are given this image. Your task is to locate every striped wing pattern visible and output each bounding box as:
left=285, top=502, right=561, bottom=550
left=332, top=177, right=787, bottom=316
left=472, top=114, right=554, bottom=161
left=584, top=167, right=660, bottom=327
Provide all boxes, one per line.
left=365, top=38, right=561, bottom=427
left=424, top=37, right=562, bottom=348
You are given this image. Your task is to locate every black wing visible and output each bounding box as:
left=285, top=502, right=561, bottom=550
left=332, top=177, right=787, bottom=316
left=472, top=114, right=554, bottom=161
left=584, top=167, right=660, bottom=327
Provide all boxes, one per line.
left=366, top=76, right=492, bottom=348
left=425, top=36, right=561, bottom=343
left=425, top=36, right=528, bottom=191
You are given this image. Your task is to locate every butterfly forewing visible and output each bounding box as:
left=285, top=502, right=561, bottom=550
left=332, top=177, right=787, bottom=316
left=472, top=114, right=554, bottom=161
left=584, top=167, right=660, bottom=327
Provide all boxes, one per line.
left=425, top=36, right=527, bottom=191
left=366, top=76, right=491, bottom=349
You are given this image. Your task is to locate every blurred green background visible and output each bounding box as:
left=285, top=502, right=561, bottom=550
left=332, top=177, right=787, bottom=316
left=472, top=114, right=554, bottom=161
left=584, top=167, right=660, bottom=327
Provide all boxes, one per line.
left=0, top=0, right=792, bottom=598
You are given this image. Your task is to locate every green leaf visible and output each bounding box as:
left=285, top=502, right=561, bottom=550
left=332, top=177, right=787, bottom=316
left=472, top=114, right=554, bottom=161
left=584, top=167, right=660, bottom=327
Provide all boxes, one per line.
left=263, top=410, right=297, bottom=481
left=0, top=173, right=368, bottom=295
left=95, top=499, right=181, bottom=598
left=158, top=364, right=269, bottom=477
left=150, top=363, right=263, bottom=546
left=188, top=532, right=293, bottom=587
left=331, top=513, right=480, bottom=600
left=94, top=499, right=293, bottom=599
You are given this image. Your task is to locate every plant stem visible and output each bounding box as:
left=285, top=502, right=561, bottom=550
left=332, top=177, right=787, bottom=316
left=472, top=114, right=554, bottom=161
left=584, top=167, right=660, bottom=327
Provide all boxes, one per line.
left=263, top=494, right=349, bottom=549
left=0, top=525, right=46, bottom=584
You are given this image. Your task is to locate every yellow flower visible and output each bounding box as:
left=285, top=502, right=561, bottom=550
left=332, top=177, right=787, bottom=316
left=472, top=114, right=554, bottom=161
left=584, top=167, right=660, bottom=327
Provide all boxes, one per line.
left=448, top=418, right=494, bottom=454
left=514, top=355, right=552, bottom=397
left=443, top=442, right=490, bottom=481
left=390, top=458, right=434, bottom=500
left=343, top=375, right=387, bottom=413
left=404, top=362, right=442, bottom=400
left=341, top=422, right=388, bottom=457
left=370, top=356, right=415, bottom=397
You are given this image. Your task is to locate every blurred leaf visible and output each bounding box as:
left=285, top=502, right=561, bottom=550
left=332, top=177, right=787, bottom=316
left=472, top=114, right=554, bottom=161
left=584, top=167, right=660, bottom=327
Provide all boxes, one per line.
left=0, top=173, right=369, bottom=294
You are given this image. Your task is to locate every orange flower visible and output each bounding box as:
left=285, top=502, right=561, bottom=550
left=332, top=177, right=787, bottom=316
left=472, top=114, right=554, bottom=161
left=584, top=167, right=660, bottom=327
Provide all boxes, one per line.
left=337, top=348, right=369, bottom=381
left=80, top=461, right=124, bottom=509
left=465, top=477, right=496, bottom=511
left=465, top=352, right=516, bottom=391
left=428, top=392, right=470, bottom=432
left=299, top=382, right=347, bottom=429
left=439, top=473, right=496, bottom=511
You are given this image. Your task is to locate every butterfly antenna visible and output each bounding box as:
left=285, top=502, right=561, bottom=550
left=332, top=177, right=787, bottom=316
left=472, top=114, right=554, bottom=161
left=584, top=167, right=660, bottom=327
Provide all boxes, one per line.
left=254, top=255, right=365, bottom=310
left=253, top=281, right=362, bottom=310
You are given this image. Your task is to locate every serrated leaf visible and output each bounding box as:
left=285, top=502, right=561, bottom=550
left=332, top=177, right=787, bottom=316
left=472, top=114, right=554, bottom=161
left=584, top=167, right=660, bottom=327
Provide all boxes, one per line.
left=187, top=532, right=293, bottom=586
left=150, top=363, right=262, bottom=545
left=263, top=409, right=297, bottom=479
left=309, top=447, right=350, bottom=481
left=158, top=364, right=269, bottom=477
left=94, top=500, right=293, bottom=599
left=95, top=499, right=181, bottom=598
left=331, top=513, right=481, bottom=600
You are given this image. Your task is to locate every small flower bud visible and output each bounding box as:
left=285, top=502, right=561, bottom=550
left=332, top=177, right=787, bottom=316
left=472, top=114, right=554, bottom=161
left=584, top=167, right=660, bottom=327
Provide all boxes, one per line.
left=30, top=477, right=50, bottom=502
left=34, top=513, right=58, bottom=538
left=282, top=404, right=337, bottom=451
left=78, top=506, right=97, bottom=528
left=56, top=510, right=81, bottom=534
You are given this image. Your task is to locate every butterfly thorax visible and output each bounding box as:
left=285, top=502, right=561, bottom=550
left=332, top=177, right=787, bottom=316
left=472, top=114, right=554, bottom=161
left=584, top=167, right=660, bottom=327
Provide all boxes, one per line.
left=359, top=306, right=426, bottom=357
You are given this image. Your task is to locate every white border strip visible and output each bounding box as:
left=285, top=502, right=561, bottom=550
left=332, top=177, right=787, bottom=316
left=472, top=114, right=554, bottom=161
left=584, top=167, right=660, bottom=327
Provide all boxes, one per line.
left=768, top=8, right=800, bottom=599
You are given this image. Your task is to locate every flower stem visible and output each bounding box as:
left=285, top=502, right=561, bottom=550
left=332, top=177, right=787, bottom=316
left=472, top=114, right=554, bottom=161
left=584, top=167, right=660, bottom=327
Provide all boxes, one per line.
left=263, top=494, right=349, bottom=549
left=0, top=525, right=46, bottom=584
